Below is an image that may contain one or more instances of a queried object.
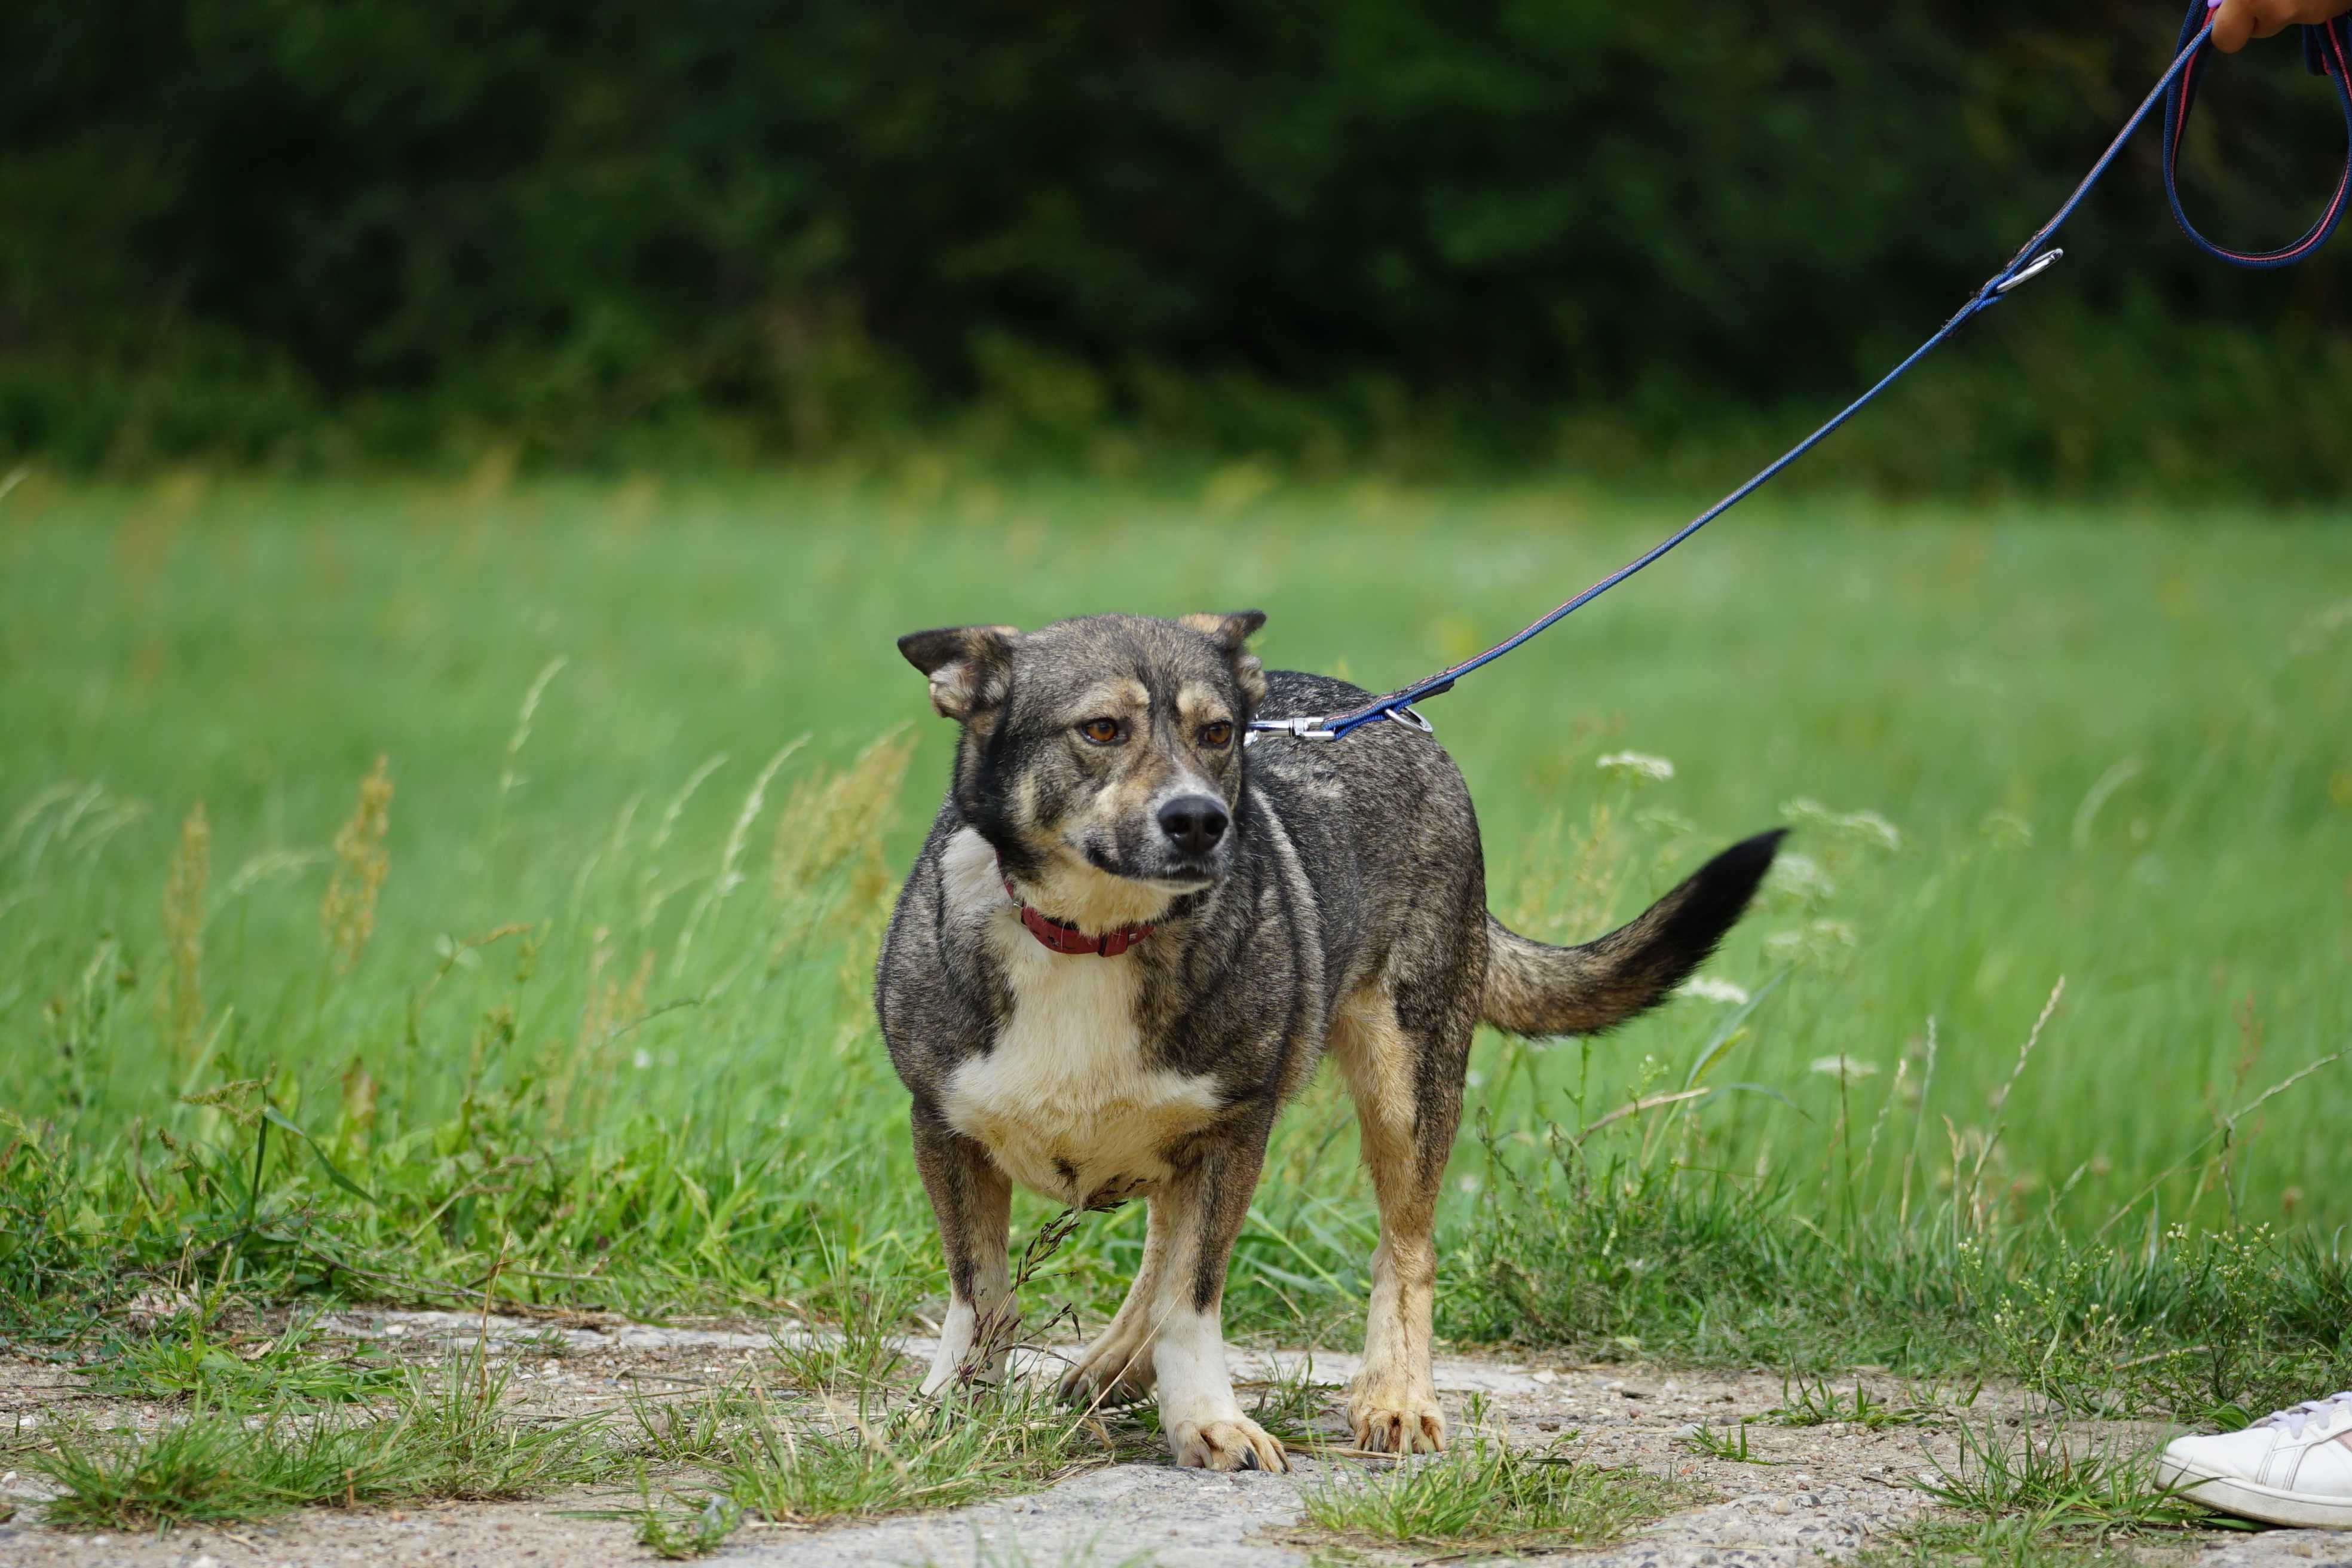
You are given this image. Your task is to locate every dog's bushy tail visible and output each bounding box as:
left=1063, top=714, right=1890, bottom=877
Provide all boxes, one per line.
left=1479, top=830, right=1784, bottom=1038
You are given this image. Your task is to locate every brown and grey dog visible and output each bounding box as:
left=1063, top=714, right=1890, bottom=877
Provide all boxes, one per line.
left=875, top=611, right=1780, bottom=1472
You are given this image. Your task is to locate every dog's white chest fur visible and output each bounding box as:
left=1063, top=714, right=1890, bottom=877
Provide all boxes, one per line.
left=936, top=828, right=1220, bottom=1203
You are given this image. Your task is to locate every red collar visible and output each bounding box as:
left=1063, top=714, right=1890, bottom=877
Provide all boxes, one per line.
left=998, top=859, right=1154, bottom=957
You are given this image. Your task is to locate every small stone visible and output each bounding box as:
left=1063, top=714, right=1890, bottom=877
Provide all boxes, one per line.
left=190, top=1557, right=222, bottom=1568
left=1530, top=1369, right=1559, bottom=1385
left=1769, top=1497, right=1794, bottom=1515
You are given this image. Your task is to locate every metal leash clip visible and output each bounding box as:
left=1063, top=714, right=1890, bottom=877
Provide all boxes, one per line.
left=1246, top=704, right=1434, bottom=746
left=1993, top=249, right=2064, bottom=294
left=1245, top=715, right=1340, bottom=745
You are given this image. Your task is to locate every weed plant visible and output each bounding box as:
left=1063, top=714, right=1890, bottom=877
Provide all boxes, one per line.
left=1677, top=1422, right=1775, bottom=1464
left=1301, top=1401, right=1698, bottom=1551
left=29, top=1351, right=618, bottom=1529
left=1913, top=1418, right=2219, bottom=1538
left=601, top=1354, right=1113, bottom=1552
left=1768, top=1375, right=1936, bottom=1430
left=77, top=1311, right=403, bottom=1406
left=708, top=1384, right=1096, bottom=1524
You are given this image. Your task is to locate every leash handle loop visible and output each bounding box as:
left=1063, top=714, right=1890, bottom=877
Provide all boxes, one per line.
left=2163, top=2, right=2352, bottom=268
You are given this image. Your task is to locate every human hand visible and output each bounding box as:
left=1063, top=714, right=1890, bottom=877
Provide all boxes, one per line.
left=2207, top=0, right=2352, bottom=53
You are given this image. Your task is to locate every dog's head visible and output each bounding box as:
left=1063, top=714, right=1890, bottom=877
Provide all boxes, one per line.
left=898, top=612, right=1268, bottom=901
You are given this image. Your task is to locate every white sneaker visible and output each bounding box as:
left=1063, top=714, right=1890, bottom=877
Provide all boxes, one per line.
left=2158, top=1392, right=2352, bottom=1529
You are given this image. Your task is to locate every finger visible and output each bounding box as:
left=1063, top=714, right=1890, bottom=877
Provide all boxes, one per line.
left=2212, top=0, right=2256, bottom=51
left=2251, top=0, right=2300, bottom=37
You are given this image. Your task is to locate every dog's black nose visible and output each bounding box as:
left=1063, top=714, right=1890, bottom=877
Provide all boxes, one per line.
left=1156, top=794, right=1229, bottom=855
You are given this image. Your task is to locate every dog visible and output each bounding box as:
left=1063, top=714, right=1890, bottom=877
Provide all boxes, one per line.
left=874, top=610, right=1780, bottom=1471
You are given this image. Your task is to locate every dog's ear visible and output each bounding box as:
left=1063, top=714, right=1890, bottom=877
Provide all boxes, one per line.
left=1180, top=610, right=1268, bottom=707
left=897, top=624, right=1020, bottom=723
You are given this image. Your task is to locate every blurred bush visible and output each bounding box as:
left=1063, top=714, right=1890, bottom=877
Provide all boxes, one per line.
left=3, top=0, right=2349, bottom=492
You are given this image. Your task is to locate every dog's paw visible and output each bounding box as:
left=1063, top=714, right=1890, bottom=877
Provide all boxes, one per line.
left=1168, top=1413, right=1290, bottom=1472
left=1348, top=1386, right=1447, bottom=1454
left=1057, top=1336, right=1157, bottom=1407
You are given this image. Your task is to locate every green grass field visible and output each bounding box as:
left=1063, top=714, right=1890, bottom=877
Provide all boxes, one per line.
left=3, top=467, right=2349, bottom=1402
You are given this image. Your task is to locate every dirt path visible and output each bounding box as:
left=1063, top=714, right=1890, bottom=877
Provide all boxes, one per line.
left=3, top=1310, right=2344, bottom=1567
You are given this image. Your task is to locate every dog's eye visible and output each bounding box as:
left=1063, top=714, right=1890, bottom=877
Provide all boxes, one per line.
left=1079, top=718, right=1122, bottom=745
left=1198, top=721, right=1233, bottom=748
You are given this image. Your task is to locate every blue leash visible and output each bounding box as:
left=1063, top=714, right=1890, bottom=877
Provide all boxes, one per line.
left=1252, top=2, right=2352, bottom=746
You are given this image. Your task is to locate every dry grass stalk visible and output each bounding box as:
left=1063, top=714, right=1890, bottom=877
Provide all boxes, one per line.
left=770, top=728, right=917, bottom=901
left=670, top=738, right=807, bottom=978
left=339, top=1058, right=378, bottom=1143
left=321, top=755, right=394, bottom=972
left=553, top=927, right=654, bottom=1130
left=162, top=802, right=210, bottom=1056
left=583, top=945, right=654, bottom=1048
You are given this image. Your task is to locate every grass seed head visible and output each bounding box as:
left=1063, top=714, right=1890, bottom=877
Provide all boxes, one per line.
left=770, top=727, right=917, bottom=899
left=161, top=801, right=209, bottom=1055
left=321, top=755, right=393, bottom=972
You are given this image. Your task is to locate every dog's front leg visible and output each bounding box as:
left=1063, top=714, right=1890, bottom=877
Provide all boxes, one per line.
left=909, top=1101, right=1013, bottom=1397
left=1147, top=1136, right=1288, bottom=1472
left=1058, top=1196, right=1173, bottom=1407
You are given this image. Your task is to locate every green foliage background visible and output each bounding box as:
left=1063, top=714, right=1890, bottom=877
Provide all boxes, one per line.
left=7, top=1, right=2352, bottom=490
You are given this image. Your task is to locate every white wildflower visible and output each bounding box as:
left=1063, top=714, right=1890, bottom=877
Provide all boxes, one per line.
left=1979, top=809, right=2033, bottom=850
left=2291, top=596, right=2352, bottom=656
left=1840, top=810, right=1903, bottom=852
left=1808, top=1054, right=1879, bottom=1078
left=1596, top=751, right=1674, bottom=783
left=1769, top=851, right=1837, bottom=905
left=1766, top=920, right=1858, bottom=963
left=632, top=1048, right=653, bottom=1070
left=1781, top=798, right=1904, bottom=852
left=1680, top=975, right=1750, bottom=1005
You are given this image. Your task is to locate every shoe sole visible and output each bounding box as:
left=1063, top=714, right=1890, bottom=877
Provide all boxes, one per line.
left=2158, top=1454, right=2352, bottom=1529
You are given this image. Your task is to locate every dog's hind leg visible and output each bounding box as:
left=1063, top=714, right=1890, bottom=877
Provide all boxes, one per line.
left=1059, top=1199, right=1173, bottom=1407
left=910, top=1102, right=1013, bottom=1398
left=1329, top=973, right=1472, bottom=1454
